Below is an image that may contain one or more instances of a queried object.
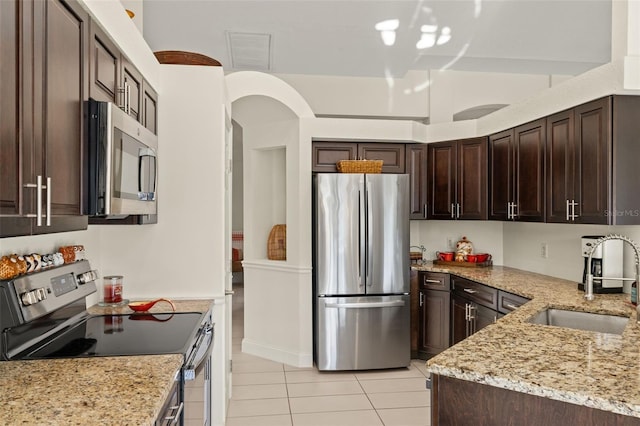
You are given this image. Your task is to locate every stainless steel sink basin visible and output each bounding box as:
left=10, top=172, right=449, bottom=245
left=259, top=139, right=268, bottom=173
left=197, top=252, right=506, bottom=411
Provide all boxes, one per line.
left=527, top=309, right=628, bottom=335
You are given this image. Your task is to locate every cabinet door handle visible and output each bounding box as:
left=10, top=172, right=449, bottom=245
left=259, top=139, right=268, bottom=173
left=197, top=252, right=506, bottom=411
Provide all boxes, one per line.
left=566, top=199, right=570, bottom=221
left=423, top=203, right=427, bottom=219
left=165, top=402, right=184, bottom=425
left=451, top=203, right=455, bottom=219
left=463, top=288, right=478, bottom=294
left=570, top=199, right=578, bottom=221
left=419, top=292, right=424, bottom=307
left=424, top=279, right=441, bottom=284
left=126, top=83, right=131, bottom=114
left=45, top=177, right=51, bottom=226
left=468, top=305, right=476, bottom=321
left=511, top=202, right=518, bottom=219
left=456, top=203, right=461, bottom=219
left=507, top=202, right=512, bottom=219
left=464, top=303, right=470, bottom=321
left=36, top=175, right=43, bottom=226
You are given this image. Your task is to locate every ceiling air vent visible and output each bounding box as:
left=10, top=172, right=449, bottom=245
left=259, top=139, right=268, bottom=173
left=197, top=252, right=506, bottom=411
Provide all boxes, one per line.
left=226, top=31, right=272, bottom=71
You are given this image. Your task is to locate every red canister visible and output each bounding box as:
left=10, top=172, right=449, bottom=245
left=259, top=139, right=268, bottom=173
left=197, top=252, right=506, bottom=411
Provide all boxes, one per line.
left=103, top=276, right=123, bottom=304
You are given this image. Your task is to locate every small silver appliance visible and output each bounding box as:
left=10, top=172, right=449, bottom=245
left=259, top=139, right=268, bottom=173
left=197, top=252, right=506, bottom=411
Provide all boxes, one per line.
left=579, top=235, right=624, bottom=293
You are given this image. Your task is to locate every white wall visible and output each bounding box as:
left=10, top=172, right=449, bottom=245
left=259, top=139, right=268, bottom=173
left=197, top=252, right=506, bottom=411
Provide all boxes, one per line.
left=503, top=223, right=640, bottom=289
left=276, top=70, right=430, bottom=119
left=92, top=66, right=227, bottom=299
left=428, top=70, right=562, bottom=124
left=410, top=221, right=504, bottom=265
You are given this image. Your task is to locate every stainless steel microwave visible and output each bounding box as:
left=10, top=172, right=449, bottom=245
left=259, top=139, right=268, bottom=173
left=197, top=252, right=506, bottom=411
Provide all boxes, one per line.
left=86, top=99, right=158, bottom=220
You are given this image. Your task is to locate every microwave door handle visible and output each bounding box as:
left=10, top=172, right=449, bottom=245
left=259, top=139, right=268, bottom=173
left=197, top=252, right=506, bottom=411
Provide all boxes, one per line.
left=104, top=104, right=113, bottom=215
left=138, top=148, right=157, bottom=198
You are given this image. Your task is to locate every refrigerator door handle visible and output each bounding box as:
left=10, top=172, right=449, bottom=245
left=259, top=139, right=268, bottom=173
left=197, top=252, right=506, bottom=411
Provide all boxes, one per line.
left=325, top=300, right=405, bottom=309
left=359, top=179, right=366, bottom=288
left=365, top=179, right=372, bottom=287
left=358, top=189, right=363, bottom=288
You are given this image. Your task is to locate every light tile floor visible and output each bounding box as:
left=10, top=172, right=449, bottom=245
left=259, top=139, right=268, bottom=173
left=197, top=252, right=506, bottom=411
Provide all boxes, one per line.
left=226, top=283, right=431, bottom=426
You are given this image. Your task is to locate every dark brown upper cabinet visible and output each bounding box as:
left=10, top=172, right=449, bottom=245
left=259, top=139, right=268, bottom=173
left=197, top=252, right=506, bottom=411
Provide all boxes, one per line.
left=89, top=22, right=158, bottom=134
left=311, top=141, right=405, bottom=173
left=405, top=144, right=428, bottom=219
left=428, top=138, right=487, bottom=220
left=546, top=96, right=640, bottom=224
left=1, top=0, right=89, bottom=237
left=89, top=22, right=119, bottom=104
left=489, top=120, right=545, bottom=222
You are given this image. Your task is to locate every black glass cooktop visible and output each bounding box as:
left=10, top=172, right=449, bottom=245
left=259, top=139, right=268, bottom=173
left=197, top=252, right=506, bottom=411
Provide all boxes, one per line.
left=20, top=312, right=204, bottom=359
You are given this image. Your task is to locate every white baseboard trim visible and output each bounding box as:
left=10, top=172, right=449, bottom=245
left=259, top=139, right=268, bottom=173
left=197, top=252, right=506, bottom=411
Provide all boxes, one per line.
left=241, top=338, right=313, bottom=368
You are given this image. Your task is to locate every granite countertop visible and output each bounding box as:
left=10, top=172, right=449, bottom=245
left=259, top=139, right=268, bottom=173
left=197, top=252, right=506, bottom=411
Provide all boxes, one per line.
left=87, top=298, right=214, bottom=316
left=0, top=355, right=183, bottom=426
left=414, top=263, right=640, bottom=418
left=0, top=299, right=214, bottom=425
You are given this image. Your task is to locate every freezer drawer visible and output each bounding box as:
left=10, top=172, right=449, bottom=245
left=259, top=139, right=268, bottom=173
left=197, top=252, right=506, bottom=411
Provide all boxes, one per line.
left=316, top=295, right=410, bottom=371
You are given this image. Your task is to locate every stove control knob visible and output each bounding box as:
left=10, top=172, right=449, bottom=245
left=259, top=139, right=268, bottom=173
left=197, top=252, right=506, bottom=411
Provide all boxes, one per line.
left=20, top=287, right=48, bottom=306
left=77, top=270, right=99, bottom=285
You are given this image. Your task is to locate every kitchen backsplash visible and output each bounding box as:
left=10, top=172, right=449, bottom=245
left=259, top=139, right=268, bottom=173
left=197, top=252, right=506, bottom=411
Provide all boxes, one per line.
left=411, top=220, right=640, bottom=292
left=410, top=220, right=505, bottom=265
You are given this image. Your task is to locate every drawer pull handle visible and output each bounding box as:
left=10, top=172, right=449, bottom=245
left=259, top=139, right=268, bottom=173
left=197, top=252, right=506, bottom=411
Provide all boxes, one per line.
left=505, top=303, right=519, bottom=310
left=463, top=288, right=477, bottom=294
left=424, top=279, right=441, bottom=284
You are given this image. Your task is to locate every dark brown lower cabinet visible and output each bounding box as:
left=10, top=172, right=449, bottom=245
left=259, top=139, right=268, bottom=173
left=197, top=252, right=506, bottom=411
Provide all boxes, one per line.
left=451, top=294, right=497, bottom=345
left=418, top=288, right=450, bottom=359
left=414, top=272, right=451, bottom=359
left=431, top=374, right=640, bottom=426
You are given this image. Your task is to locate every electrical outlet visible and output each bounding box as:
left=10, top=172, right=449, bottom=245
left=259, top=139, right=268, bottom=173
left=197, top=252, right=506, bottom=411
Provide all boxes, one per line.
left=447, top=237, right=455, bottom=250
left=541, top=242, right=548, bottom=259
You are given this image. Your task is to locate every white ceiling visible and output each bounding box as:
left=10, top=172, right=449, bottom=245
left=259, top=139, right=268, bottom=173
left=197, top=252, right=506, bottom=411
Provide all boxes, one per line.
left=142, top=0, right=612, bottom=78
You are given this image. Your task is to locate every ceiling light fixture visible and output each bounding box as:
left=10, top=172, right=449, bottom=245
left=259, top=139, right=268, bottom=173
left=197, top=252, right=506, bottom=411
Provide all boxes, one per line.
left=375, top=19, right=400, bottom=46
left=436, top=27, right=451, bottom=45
left=416, top=33, right=436, bottom=49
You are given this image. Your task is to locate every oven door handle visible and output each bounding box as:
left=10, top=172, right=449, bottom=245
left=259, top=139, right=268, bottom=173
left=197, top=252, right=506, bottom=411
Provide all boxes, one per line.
left=184, top=323, right=214, bottom=381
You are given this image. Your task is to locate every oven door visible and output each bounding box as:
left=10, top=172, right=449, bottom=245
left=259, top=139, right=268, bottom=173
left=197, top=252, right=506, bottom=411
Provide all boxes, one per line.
left=182, top=322, right=214, bottom=426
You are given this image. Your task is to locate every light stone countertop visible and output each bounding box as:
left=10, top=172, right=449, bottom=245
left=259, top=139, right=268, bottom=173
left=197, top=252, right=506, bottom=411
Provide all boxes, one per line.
left=0, top=355, right=183, bottom=426
left=414, top=263, right=640, bottom=418
left=0, top=299, right=214, bottom=425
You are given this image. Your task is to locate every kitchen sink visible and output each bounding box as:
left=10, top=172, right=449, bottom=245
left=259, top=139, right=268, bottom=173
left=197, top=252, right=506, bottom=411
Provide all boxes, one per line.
left=527, top=308, right=628, bottom=335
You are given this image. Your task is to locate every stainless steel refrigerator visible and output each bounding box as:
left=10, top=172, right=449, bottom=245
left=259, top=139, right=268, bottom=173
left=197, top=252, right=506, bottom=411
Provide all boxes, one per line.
left=314, top=173, right=410, bottom=371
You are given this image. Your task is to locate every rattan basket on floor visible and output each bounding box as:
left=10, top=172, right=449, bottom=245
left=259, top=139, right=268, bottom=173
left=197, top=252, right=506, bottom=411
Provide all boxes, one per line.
left=336, top=159, right=383, bottom=174
left=267, top=224, right=286, bottom=260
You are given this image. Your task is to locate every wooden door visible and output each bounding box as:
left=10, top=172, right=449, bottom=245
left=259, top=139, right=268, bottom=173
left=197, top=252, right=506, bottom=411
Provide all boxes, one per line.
left=427, top=141, right=456, bottom=219
left=406, top=144, right=428, bottom=219
left=311, top=141, right=358, bottom=172
left=546, top=109, right=574, bottom=223
left=358, top=143, right=406, bottom=173
left=35, top=0, right=88, bottom=234
left=574, top=97, right=610, bottom=224
left=143, top=81, right=158, bottom=134
left=513, top=119, right=545, bottom=222
left=472, top=303, right=497, bottom=335
left=450, top=293, right=470, bottom=345
left=89, top=21, right=119, bottom=103
left=419, top=289, right=451, bottom=358
left=0, top=0, right=32, bottom=236
left=488, top=129, right=513, bottom=220
left=457, top=137, right=487, bottom=220
left=122, top=58, right=142, bottom=121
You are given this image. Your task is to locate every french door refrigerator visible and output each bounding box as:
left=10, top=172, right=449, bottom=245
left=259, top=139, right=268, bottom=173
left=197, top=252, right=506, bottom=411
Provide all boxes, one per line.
left=314, top=173, right=410, bottom=371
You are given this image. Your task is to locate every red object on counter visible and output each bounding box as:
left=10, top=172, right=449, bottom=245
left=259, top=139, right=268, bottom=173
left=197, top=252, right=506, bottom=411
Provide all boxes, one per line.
left=103, top=276, right=123, bottom=304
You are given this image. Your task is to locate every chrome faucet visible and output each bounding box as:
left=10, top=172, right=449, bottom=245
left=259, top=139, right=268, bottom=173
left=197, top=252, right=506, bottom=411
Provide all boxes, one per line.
left=585, top=234, right=640, bottom=312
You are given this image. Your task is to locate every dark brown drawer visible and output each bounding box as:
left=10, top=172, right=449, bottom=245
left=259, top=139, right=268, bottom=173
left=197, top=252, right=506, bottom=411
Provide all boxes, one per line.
left=452, top=276, right=498, bottom=310
left=498, top=290, right=530, bottom=314
left=420, top=272, right=450, bottom=291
